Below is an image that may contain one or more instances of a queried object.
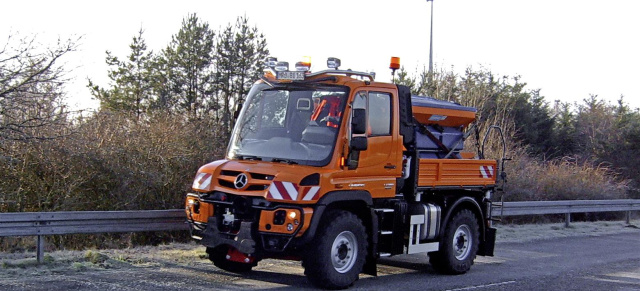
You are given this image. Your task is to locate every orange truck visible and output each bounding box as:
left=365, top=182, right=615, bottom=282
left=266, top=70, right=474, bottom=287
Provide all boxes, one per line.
left=185, top=57, right=505, bottom=289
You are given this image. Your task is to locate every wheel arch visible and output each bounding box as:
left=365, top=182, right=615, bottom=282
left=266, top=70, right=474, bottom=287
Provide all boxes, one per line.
left=440, top=196, right=486, bottom=243
left=298, top=190, right=375, bottom=246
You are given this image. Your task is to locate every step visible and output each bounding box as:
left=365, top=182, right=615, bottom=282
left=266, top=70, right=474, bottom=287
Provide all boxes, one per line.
left=379, top=252, right=391, bottom=257
left=374, top=208, right=394, bottom=213
left=380, top=230, right=393, bottom=235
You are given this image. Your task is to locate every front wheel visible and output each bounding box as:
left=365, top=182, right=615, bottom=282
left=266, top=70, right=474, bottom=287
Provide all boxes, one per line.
left=303, top=210, right=367, bottom=289
left=429, top=209, right=479, bottom=274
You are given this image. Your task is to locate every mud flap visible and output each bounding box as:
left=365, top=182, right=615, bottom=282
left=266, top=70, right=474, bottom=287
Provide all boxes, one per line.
left=478, top=227, right=496, bottom=256
left=200, top=217, right=257, bottom=255
left=363, top=256, right=377, bottom=276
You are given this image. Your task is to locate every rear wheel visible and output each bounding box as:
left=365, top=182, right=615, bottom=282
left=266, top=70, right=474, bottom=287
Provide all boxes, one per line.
left=303, top=210, right=367, bottom=289
left=207, top=246, right=255, bottom=273
left=429, top=209, right=479, bottom=274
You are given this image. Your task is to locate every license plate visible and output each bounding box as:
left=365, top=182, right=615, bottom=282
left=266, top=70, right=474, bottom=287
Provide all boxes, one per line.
left=276, top=71, right=305, bottom=80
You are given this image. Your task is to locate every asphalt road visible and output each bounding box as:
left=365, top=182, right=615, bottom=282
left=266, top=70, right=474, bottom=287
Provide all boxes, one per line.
left=1, top=232, right=639, bottom=290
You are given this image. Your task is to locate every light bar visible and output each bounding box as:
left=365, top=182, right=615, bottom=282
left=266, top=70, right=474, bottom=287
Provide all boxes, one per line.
left=327, top=57, right=341, bottom=69
left=275, top=61, right=289, bottom=72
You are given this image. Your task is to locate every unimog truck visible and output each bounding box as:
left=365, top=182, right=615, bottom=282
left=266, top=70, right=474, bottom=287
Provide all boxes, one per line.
left=185, top=57, right=505, bottom=289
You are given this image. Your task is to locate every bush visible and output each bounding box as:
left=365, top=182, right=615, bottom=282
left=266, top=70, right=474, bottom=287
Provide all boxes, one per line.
left=0, top=111, right=226, bottom=213
left=0, top=111, right=226, bottom=249
left=503, top=147, right=629, bottom=202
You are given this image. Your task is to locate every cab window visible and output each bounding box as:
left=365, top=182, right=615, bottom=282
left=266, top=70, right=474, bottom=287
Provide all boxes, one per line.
left=353, top=91, right=391, bottom=136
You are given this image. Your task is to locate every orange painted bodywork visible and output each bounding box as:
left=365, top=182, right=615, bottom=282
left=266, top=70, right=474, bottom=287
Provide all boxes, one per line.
left=187, top=72, right=497, bottom=237
left=412, top=106, right=476, bottom=128
left=418, top=159, right=498, bottom=188
left=185, top=195, right=213, bottom=224
left=258, top=207, right=313, bottom=237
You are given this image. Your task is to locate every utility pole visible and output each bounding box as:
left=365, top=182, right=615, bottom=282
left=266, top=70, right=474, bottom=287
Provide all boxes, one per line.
left=427, top=0, right=434, bottom=79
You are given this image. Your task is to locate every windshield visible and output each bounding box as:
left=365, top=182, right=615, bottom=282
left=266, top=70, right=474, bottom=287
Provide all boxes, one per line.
left=227, top=82, right=349, bottom=166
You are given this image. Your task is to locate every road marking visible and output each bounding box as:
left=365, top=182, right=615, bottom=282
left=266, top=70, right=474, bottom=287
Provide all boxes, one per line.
left=608, top=271, right=640, bottom=281
left=584, top=268, right=640, bottom=286
left=584, top=276, right=640, bottom=286
left=446, top=280, right=517, bottom=291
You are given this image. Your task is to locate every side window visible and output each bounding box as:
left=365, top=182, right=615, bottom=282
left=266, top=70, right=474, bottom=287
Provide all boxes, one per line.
left=353, top=91, right=366, bottom=110
left=368, top=92, right=391, bottom=136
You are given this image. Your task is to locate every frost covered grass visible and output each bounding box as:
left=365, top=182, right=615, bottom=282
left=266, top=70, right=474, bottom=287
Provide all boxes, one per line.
left=0, top=220, right=637, bottom=277
left=0, top=242, right=209, bottom=278
left=495, top=219, right=639, bottom=243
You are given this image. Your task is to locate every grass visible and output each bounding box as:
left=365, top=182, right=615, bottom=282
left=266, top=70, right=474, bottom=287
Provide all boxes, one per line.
left=494, top=219, right=639, bottom=243
left=0, top=219, right=637, bottom=279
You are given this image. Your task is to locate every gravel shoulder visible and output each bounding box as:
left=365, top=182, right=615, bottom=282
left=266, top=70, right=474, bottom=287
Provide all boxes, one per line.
left=0, top=219, right=638, bottom=290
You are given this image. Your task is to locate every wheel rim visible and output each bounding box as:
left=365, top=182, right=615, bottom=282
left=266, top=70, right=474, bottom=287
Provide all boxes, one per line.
left=331, top=231, right=358, bottom=273
left=453, top=224, right=472, bottom=260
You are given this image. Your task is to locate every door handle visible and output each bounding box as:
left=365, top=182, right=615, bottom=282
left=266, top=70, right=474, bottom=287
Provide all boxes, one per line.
left=384, top=164, right=396, bottom=169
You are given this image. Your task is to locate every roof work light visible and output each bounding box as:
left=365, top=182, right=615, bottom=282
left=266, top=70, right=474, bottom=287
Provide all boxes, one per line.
left=327, top=57, right=341, bottom=70
left=274, top=61, right=289, bottom=72
left=265, top=57, right=278, bottom=68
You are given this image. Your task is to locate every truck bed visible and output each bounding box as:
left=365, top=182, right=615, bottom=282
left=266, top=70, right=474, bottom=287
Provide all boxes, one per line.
left=417, top=158, right=497, bottom=188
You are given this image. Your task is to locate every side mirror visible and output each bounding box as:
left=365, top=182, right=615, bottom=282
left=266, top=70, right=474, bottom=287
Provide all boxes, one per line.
left=350, top=136, right=368, bottom=151
left=351, top=108, right=366, bottom=135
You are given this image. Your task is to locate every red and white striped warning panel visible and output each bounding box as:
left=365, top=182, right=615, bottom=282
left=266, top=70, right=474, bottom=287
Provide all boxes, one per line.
left=193, top=172, right=212, bottom=190
left=479, top=165, right=494, bottom=179
left=268, top=181, right=320, bottom=201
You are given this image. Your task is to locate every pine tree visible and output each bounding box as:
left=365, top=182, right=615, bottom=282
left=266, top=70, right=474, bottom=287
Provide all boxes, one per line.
left=88, top=28, right=154, bottom=120
left=214, top=16, right=269, bottom=137
left=162, top=13, right=215, bottom=119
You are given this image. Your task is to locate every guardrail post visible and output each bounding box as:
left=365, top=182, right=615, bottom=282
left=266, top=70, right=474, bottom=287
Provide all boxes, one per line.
left=565, top=213, right=571, bottom=228
left=627, top=211, right=631, bottom=225
left=36, top=235, right=45, bottom=264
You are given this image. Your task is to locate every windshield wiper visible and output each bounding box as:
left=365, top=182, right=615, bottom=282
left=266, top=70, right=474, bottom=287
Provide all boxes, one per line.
left=271, top=158, right=298, bottom=165
left=236, top=154, right=262, bottom=161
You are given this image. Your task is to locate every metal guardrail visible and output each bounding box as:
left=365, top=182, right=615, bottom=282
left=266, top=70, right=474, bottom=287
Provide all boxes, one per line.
left=0, top=199, right=638, bottom=263
left=491, top=199, right=640, bottom=227
left=0, top=209, right=187, bottom=263
left=0, top=209, right=187, bottom=236
left=492, top=199, right=640, bottom=216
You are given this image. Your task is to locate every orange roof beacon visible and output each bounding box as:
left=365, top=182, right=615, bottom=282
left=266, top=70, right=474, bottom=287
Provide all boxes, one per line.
left=185, top=56, right=507, bottom=289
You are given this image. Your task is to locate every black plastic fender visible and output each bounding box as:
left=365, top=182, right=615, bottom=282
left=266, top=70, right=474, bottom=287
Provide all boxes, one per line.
left=439, top=196, right=491, bottom=255
left=298, top=190, right=374, bottom=245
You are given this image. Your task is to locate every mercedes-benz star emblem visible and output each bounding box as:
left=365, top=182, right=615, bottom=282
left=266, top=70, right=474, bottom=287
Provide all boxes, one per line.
left=234, top=173, right=248, bottom=189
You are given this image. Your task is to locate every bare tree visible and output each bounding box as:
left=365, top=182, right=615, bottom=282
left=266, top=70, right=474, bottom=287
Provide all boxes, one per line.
left=0, top=34, right=78, bottom=142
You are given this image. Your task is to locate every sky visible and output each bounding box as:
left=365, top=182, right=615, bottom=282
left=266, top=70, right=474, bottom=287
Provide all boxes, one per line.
left=2, top=0, right=639, bottom=110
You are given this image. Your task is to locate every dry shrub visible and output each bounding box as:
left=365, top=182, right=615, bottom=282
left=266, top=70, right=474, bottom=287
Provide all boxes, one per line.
left=503, top=147, right=629, bottom=201
left=0, top=111, right=225, bottom=213
left=0, top=111, right=227, bottom=249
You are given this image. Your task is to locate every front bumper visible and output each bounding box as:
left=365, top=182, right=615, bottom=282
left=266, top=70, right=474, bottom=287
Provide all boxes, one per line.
left=199, top=217, right=257, bottom=254
left=186, top=193, right=309, bottom=255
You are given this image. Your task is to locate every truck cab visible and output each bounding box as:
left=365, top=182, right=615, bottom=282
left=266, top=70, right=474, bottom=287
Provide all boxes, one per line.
left=185, top=57, right=501, bottom=289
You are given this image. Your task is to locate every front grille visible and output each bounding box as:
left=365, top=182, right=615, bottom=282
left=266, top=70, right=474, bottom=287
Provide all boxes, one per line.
left=218, top=179, right=235, bottom=189
left=220, top=170, right=242, bottom=177
left=250, top=173, right=275, bottom=181
left=216, top=170, right=273, bottom=191
left=247, top=185, right=269, bottom=191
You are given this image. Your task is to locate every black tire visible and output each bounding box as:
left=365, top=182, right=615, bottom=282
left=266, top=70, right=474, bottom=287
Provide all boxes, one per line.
left=429, top=209, right=479, bottom=274
left=303, top=210, right=368, bottom=289
left=207, top=246, right=255, bottom=273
